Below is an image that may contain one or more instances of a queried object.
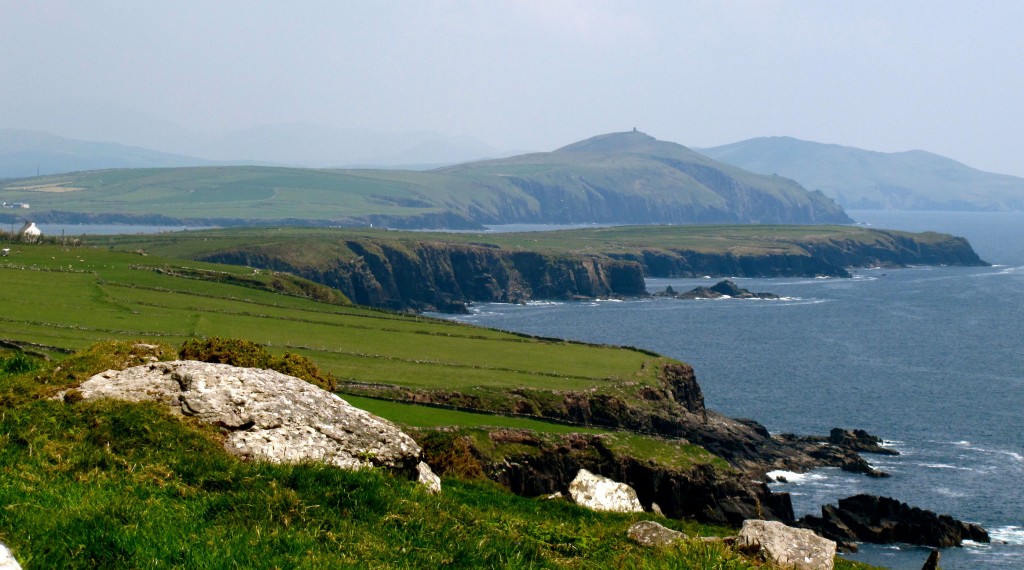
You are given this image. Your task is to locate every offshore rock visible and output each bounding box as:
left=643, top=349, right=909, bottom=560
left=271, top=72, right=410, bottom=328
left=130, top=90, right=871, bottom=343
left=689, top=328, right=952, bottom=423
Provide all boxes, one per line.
left=799, top=494, right=989, bottom=548
left=826, top=428, right=899, bottom=456
left=657, top=279, right=780, bottom=300
left=568, top=469, right=644, bottom=513
left=74, top=361, right=427, bottom=478
left=738, top=519, right=836, bottom=570
left=628, top=520, right=688, bottom=547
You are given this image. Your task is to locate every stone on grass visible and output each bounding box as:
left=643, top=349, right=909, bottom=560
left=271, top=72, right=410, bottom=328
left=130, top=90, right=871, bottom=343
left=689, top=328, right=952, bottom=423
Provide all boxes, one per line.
left=416, top=461, right=442, bottom=494
left=568, top=469, right=643, bottom=513
left=74, top=361, right=431, bottom=485
left=0, top=543, right=20, bottom=570
left=738, top=519, right=836, bottom=570
left=628, top=520, right=688, bottom=547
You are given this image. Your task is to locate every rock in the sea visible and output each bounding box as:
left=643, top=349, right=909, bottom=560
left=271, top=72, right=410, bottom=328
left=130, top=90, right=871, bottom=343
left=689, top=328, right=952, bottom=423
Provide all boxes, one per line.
left=667, top=280, right=780, bottom=300
left=827, top=428, right=899, bottom=456
left=738, top=519, right=836, bottom=570
left=628, top=520, right=687, bottom=547
left=74, top=361, right=427, bottom=477
left=568, top=469, right=644, bottom=513
left=799, top=494, right=989, bottom=548
left=0, top=543, right=21, bottom=570
left=921, top=548, right=940, bottom=570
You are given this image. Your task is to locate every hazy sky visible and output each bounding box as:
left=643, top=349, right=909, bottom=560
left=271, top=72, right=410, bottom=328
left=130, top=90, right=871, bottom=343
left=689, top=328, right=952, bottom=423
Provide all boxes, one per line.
left=3, top=1, right=1023, bottom=175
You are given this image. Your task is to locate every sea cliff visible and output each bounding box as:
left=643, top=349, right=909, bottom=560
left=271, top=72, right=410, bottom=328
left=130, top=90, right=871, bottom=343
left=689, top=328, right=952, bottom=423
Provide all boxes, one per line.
left=196, top=228, right=986, bottom=312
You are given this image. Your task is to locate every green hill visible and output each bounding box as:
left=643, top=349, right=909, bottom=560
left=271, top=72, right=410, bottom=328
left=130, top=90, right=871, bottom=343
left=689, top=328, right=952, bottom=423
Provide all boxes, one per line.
left=699, top=136, right=1024, bottom=211
left=0, top=131, right=851, bottom=228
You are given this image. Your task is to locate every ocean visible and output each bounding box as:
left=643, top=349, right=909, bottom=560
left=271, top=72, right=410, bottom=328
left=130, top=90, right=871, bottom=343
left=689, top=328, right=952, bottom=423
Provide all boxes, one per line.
left=439, top=211, right=1024, bottom=569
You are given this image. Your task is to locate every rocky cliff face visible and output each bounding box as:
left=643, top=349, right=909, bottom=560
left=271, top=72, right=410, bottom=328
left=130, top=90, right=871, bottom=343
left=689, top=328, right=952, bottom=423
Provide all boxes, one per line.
left=200, top=240, right=647, bottom=312
left=197, top=229, right=985, bottom=313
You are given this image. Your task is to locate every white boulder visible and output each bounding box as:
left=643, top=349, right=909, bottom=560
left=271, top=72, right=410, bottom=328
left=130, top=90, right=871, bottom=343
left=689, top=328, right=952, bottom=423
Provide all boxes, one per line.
left=75, top=361, right=427, bottom=476
left=0, top=543, right=21, bottom=570
left=568, top=469, right=644, bottom=513
left=738, top=519, right=836, bottom=570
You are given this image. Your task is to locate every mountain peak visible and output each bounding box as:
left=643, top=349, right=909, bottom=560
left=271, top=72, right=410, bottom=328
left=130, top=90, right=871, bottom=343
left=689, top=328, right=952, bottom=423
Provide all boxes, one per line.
left=555, top=130, right=660, bottom=154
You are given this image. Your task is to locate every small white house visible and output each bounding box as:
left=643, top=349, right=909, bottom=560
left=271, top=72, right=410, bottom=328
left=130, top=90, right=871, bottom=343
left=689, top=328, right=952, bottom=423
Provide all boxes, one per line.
left=17, top=222, right=42, bottom=242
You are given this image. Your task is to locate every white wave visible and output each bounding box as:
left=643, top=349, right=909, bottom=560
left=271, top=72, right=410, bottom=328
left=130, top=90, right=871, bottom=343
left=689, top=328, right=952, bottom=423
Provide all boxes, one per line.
left=949, top=441, right=1023, bottom=462
left=933, top=487, right=967, bottom=498
left=524, top=300, right=563, bottom=306
left=915, top=462, right=972, bottom=470
left=594, top=298, right=623, bottom=303
left=990, top=526, right=1024, bottom=545
left=766, top=470, right=830, bottom=484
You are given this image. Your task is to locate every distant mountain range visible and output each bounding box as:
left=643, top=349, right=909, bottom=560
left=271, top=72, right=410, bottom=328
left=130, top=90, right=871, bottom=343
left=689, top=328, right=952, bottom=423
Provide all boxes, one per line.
left=698, top=136, right=1024, bottom=211
left=0, top=127, right=507, bottom=179
left=0, top=129, right=219, bottom=178
left=0, top=131, right=849, bottom=228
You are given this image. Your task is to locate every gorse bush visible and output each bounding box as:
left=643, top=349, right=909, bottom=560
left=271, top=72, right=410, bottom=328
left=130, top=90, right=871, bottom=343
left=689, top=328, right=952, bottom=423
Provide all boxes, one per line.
left=178, top=337, right=338, bottom=391
left=0, top=351, right=38, bottom=375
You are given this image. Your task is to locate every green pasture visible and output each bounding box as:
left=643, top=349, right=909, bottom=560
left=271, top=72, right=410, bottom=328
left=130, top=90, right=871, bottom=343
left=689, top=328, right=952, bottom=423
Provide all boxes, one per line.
left=0, top=243, right=659, bottom=393
left=92, top=224, right=943, bottom=271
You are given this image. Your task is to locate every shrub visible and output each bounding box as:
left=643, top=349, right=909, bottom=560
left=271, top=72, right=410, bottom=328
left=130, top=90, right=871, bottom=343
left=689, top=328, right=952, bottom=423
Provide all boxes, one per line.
left=0, top=351, right=38, bottom=375
left=179, top=337, right=272, bottom=369
left=178, top=338, right=338, bottom=391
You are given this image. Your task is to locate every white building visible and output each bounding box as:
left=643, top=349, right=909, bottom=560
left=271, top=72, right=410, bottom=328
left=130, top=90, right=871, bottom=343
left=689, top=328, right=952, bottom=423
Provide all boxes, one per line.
left=17, top=222, right=42, bottom=242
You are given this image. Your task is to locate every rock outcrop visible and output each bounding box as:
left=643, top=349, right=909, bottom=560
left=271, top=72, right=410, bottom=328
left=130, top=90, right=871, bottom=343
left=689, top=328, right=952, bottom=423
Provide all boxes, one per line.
left=201, top=242, right=646, bottom=313
left=655, top=279, right=780, bottom=300
left=195, top=228, right=986, bottom=313
left=0, top=543, right=21, bottom=570
left=568, top=469, right=644, bottom=513
left=627, top=520, right=688, bottom=547
left=799, top=494, right=990, bottom=548
left=482, top=431, right=795, bottom=526
left=71, top=361, right=438, bottom=489
left=737, top=519, right=836, bottom=570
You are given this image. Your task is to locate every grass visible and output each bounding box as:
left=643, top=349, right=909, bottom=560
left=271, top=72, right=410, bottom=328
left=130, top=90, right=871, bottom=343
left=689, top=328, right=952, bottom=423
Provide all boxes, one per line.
left=0, top=134, right=848, bottom=227
left=95, top=223, right=962, bottom=272
left=0, top=243, right=657, bottom=394
left=0, top=352, right=879, bottom=569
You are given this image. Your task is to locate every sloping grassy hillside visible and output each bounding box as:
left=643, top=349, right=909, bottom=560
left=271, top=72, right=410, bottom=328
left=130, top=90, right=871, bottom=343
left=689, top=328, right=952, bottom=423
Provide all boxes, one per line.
left=0, top=348, right=751, bottom=569
left=0, top=131, right=850, bottom=228
left=0, top=243, right=659, bottom=394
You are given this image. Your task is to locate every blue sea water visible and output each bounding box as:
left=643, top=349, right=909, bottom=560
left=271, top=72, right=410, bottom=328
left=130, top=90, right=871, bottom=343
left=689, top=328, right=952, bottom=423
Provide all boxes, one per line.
left=440, top=211, right=1024, bottom=569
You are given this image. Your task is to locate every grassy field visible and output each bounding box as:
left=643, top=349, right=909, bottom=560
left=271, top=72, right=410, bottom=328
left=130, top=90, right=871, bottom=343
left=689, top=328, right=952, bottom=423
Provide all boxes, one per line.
left=0, top=241, right=660, bottom=393
left=92, top=223, right=957, bottom=267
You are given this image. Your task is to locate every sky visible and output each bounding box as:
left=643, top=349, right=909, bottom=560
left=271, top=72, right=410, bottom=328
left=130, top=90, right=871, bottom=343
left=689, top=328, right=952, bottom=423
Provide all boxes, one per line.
left=2, top=0, right=1023, bottom=175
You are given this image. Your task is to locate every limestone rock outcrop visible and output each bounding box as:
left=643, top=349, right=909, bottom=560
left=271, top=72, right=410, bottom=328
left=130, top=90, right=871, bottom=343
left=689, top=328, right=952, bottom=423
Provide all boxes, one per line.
left=568, top=469, right=644, bottom=513
left=627, top=520, right=687, bottom=547
left=0, top=543, right=21, bottom=570
left=738, top=519, right=836, bottom=570
left=73, top=361, right=431, bottom=480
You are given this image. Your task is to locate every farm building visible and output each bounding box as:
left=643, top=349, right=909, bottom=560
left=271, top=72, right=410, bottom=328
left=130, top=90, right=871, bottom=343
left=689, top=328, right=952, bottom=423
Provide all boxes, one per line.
left=17, top=222, right=42, bottom=242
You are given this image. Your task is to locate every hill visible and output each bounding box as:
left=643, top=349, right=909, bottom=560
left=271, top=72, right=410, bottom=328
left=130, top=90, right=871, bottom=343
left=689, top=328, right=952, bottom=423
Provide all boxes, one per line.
left=0, top=129, right=218, bottom=178
left=0, top=131, right=851, bottom=228
left=698, top=136, right=1024, bottom=211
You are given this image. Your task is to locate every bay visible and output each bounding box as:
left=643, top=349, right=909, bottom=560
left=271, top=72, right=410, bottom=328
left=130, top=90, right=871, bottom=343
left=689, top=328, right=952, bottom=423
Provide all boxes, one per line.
left=440, top=211, right=1024, bottom=569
